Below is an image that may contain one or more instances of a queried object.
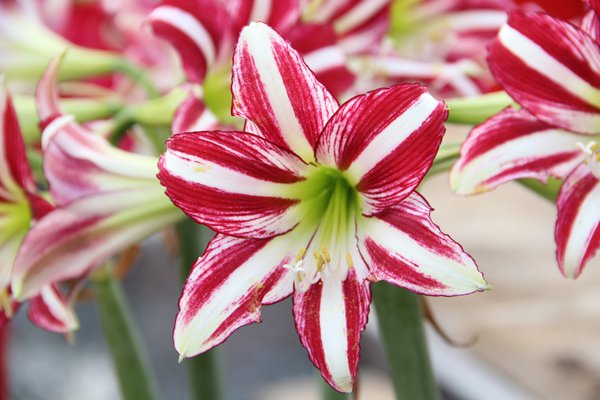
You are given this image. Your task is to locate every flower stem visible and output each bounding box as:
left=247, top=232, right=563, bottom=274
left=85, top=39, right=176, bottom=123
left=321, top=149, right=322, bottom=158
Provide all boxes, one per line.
left=175, top=220, right=223, bottom=400
left=115, top=61, right=160, bottom=99
left=518, top=178, right=561, bottom=202
left=322, top=380, right=353, bottom=400
left=445, top=91, right=516, bottom=125
left=372, top=282, right=439, bottom=400
left=93, top=266, right=160, bottom=400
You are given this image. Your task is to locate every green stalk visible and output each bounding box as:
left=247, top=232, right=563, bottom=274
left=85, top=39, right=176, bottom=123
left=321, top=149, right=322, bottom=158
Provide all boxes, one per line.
left=517, top=178, right=561, bottom=202
left=322, top=381, right=353, bottom=400
left=115, top=61, right=160, bottom=99
left=93, top=266, right=160, bottom=400
left=372, top=282, right=438, bottom=400
left=176, top=219, right=223, bottom=400
left=446, top=91, right=516, bottom=125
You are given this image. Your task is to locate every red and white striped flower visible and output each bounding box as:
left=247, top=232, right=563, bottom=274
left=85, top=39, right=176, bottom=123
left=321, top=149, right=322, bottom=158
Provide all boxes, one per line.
left=0, top=80, right=77, bottom=333
left=9, top=56, right=185, bottom=301
left=160, top=23, right=488, bottom=392
left=451, top=7, right=600, bottom=278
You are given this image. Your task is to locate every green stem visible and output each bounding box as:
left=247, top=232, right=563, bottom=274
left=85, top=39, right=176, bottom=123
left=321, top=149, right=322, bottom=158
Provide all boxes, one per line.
left=372, top=282, right=438, bottom=400
left=517, top=178, right=561, bottom=202
left=93, top=266, right=160, bottom=400
left=322, top=380, right=353, bottom=400
left=175, top=220, right=223, bottom=400
left=446, top=91, right=516, bottom=125
left=116, top=61, right=160, bottom=99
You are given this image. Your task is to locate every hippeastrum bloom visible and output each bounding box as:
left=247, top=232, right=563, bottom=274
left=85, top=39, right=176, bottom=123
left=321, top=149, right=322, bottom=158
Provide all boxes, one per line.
left=9, top=56, right=185, bottom=301
left=450, top=7, right=600, bottom=278
left=159, top=22, right=488, bottom=392
left=0, top=80, right=77, bottom=333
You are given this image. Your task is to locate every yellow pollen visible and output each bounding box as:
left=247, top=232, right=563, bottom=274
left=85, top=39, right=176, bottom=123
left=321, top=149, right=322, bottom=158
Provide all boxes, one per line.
left=321, top=246, right=331, bottom=263
left=295, top=248, right=306, bottom=262
left=195, top=164, right=212, bottom=172
left=346, top=252, right=354, bottom=269
left=314, top=252, right=325, bottom=272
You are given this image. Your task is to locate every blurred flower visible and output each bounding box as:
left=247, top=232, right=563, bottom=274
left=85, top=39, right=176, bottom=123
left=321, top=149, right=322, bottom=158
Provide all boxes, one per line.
left=0, top=80, right=77, bottom=333
left=451, top=7, right=600, bottom=278
left=10, top=57, right=185, bottom=301
left=147, top=0, right=355, bottom=126
left=0, top=0, right=125, bottom=93
left=160, top=23, right=488, bottom=392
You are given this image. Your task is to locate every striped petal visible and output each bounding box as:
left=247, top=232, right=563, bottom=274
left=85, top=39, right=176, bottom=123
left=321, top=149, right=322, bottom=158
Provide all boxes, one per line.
left=224, top=0, right=301, bottom=33
left=158, top=130, right=308, bottom=238
left=175, top=233, right=296, bottom=359
left=293, top=268, right=370, bottom=393
left=316, top=84, right=447, bottom=215
left=285, top=23, right=355, bottom=97
left=489, top=11, right=600, bottom=135
left=581, top=9, right=600, bottom=42
left=28, top=285, right=79, bottom=333
left=0, top=82, right=36, bottom=202
left=37, top=56, right=159, bottom=205
left=172, top=89, right=218, bottom=133
left=231, top=22, right=338, bottom=162
left=11, top=186, right=183, bottom=300
left=358, top=193, right=489, bottom=296
left=555, top=164, right=600, bottom=278
left=451, top=108, right=584, bottom=195
left=147, top=0, right=233, bottom=83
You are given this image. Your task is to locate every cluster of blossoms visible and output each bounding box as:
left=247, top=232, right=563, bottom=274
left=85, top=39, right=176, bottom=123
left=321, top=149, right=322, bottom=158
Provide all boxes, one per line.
left=0, top=0, right=597, bottom=396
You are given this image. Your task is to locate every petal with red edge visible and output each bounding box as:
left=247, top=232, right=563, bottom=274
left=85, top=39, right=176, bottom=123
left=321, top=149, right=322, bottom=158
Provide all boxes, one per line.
left=451, top=108, right=584, bottom=195
left=489, top=11, right=600, bottom=134
left=224, top=0, right=301, bottom=34
left=232, top=22, right=338, bottom=162
left=285, top=23, right=355, bottom=97
left=293, top=269, right=370, bottom=393
left=37, top=56, right=159, bottom=205
left=316, top=84, right=447, bottom=215
left=172, top=89, right=218, bottom=133
left=0, top=83, right=35, bottom=201
left=148, top=0, right=233, bottom=83
left=581, top=9, right=600, bottom=42
left=159, top=130, right=308, bottom=238
left=11, top=186, right=183, bottom=300
left=175, top=233, right=296, bottom=359
left=28, top=285, right=79, bottom=333
left=555, top=163, right=600, bottom=278
left=358, top=193, right=488, bottom=296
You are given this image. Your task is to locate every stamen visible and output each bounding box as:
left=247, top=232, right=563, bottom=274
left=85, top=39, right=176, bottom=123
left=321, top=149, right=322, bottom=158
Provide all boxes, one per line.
left=346, top=252, right=354, bottom=269
left=577, top=141, right=600, bottom=178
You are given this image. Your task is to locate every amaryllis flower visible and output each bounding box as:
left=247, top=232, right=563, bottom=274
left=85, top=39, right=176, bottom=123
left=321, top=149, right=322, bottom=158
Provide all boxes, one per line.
left=450, top=7, right=600, bottom=278
left=159, top=23, right=488, bottom=392
left=0, top=81, right=77, bottom=333
left=10, top=56, right=185, bottom=301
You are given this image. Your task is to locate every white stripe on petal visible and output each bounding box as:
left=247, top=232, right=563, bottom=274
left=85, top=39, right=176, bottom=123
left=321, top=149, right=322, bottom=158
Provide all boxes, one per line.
left=150, top=6, right=216, bottom=66
left=163, top=150, right=296, bottom=198
left=347, top=92, right=439, bottom=183
left=499, top=24, right=600, bottom=108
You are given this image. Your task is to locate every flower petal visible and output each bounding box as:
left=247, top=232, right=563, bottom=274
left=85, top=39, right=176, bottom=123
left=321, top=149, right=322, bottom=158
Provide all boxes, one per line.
left=293, top=269, right=370, bottom=393
left=451, top=108, right=584, bottom=195
left=555, top=163, right=600, bottom=278
left=159, top=130, right=308, bottom=238
left=0, top=83, right=36, bottom=202
left=28, top=285, right=79, bottom=333
left=224, top=0, right=301, bottom=33
left=581, top=9, right=600, bottom=42
left=358, top=192, right=488, bottom=296
left=37, top=57, right=159, bottom=205
left=316, top=84, right=447, bottom=215
left=11, top=186, right=183, bottom=300
left=172, top=89, right=218, bottom=133
left=232, top=22, right=338, bottom=162
left=489, top=11, right=600, bottom=134
left=285, top=23, right=355, bottom=97
left=174, top=233, right=295, bottom=359
left=147, top=0, right=233, bottom=83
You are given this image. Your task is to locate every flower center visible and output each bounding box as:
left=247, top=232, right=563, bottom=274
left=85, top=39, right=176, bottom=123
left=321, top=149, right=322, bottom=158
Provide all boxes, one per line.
left=285, top=167, right=361, bottom=291
left=578, top=140, right=600, bottom=179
